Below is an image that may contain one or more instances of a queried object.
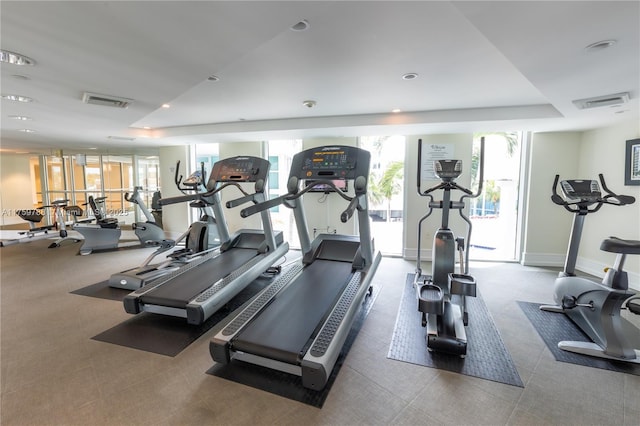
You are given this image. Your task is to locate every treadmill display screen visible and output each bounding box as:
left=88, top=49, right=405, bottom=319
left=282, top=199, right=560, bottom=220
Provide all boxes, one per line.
left=301, top=147, right=357, bottom=179
left=211, top=157, right=270, bottom=183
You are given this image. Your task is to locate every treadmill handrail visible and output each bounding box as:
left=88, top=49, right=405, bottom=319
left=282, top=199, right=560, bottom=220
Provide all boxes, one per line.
left=241, top=180, right=353, bottom=218
left=159, top=182, right=250, bottom=206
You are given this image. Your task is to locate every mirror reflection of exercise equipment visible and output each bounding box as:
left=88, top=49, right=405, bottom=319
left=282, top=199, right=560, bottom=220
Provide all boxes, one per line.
left=413, top=137, right=485, bottom=357
left=540, top=174, right=640, bottom=363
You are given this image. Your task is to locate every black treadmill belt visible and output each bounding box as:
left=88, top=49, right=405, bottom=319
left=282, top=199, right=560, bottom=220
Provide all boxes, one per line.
left=232, top=260, right=353, bottom=365
left=139, top=248, right=258, bottom=308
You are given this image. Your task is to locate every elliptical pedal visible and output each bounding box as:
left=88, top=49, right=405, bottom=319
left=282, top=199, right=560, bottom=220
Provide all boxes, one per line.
left=418, top=281, right=444, bottom=318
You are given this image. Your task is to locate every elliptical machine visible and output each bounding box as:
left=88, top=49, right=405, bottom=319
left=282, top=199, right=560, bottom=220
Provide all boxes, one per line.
left=540, top=174, right=640, bottom=363
left=414, top=137, right=485, bottom=357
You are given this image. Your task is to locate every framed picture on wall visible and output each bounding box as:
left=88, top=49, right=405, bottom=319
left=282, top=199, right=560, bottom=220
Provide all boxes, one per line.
left=625, top=138, right=640, bottom=186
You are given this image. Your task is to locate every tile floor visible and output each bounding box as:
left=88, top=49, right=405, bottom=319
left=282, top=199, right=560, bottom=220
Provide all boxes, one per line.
left=1, top=233, right=639, bottom=425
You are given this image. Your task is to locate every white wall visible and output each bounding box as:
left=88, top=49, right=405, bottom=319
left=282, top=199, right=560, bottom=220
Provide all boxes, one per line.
left=0, top=154, right=35, bottom=226
left=522, top=119, right=640, bottom=289
left=577, top=120, right=640, bottom=288
left=522, top=131, right=582, bottom=266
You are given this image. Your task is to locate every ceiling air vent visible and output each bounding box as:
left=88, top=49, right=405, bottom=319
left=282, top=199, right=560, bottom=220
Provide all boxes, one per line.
left=572, top=92, right=630, bottom=109
left=82, top=92, right=133, bottom=108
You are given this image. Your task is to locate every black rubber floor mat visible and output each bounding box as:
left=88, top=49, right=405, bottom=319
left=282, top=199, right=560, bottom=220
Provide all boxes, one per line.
left=70, top=280, right=130, bottom=301
left=388, top=274, right=523, bottom=387
left=91, top=275, right=275, bottom=357
left=518, top=301, right=640, bottom=375
left=207, top=282, right=381, bottom=408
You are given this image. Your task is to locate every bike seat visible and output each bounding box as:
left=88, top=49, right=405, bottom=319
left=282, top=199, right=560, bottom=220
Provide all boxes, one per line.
left=600, top=237, right=640, bottom=255
left=97, top=218, right=119, bottom=229
left=17, top=210, right=43, bottom=223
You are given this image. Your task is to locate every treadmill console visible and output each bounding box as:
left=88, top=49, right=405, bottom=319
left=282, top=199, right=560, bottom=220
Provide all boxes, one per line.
left=293, top=146, right=370, bottom=181
left=560, top=179, right=601, bottom=202
left=209, top=156, right=270, bottom=183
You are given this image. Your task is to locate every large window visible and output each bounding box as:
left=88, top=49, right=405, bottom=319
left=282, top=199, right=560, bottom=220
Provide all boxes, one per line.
left=37, top=153, right=160, bottom=225
left=469, top=132, right=524, bottom=262
left=266, top=140, right=302, bottom=248
left=359, top=135, right=406, bottom=256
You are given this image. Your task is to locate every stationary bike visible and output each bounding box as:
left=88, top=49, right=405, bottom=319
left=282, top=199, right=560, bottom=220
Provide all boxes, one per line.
left=125, top=186, right=165, bottom=243
left=414, top=137, right=485, bottom=357
left=74, top=194, right=162, bottom=255
left=540, top=174, right=640, bottom=363
left=0, top=199, right=81, bottom=248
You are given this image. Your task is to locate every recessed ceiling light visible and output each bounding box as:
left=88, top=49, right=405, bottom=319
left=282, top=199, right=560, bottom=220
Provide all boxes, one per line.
left=143, top=126, right=151, bottom=130
left=108, top=135, right=136, bottom=141
left=391, top=108, right=402, bottom=113
left=0, top=50, right=36, bottom=66
left=161, top=103, right=171, bottom=108
left=291, top=20, right=310, bottom=31
left=207, top=75, right=220, bottom=82
left=18, top=129, right=36, bottom=133
left=402, top=73, right=418, bottom=80
left=2, top=94, right=34, bottom=102
left=9, top=115, right=32, bottom=121
left=585, top=40, right=616, bottom=52
left=302, top=100, right=316, bottom=108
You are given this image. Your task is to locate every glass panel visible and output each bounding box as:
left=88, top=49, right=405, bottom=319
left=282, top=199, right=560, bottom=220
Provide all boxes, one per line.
left=268, top=155, right=279, bottom=190
left=84, top=155, right=102, bottom=196
left=31, top=156, right=43, bottom=207
left=45, top=156, right=66, bottom=192
left=359, top=135, right=405, bottom=256
left=135, top=156, right=161, bottom=223
left=469, top=132, right=523, bottom=261
left=267, top=140, right=302, bottom=248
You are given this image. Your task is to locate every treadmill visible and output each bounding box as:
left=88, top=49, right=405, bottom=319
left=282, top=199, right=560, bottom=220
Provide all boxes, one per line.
left=123, top=156, right=289, bottom=325
left=210, top=145, right=381, bottom=390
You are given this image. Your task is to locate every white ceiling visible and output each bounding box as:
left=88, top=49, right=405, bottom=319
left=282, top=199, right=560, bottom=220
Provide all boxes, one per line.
left=1, top=1, right=638, bottom=154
